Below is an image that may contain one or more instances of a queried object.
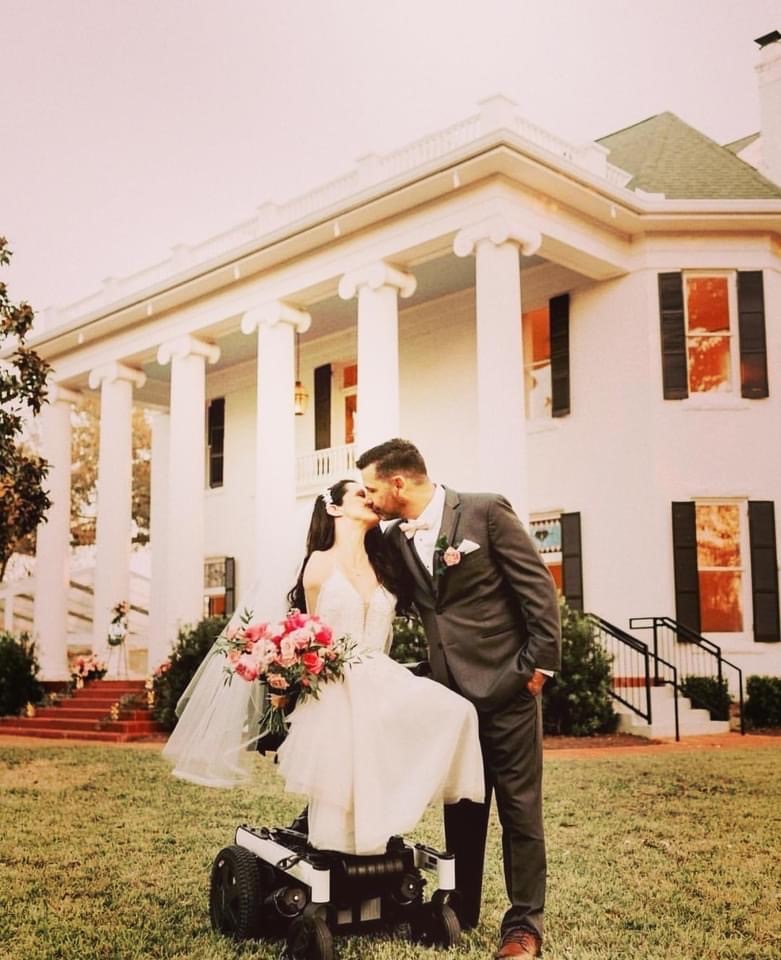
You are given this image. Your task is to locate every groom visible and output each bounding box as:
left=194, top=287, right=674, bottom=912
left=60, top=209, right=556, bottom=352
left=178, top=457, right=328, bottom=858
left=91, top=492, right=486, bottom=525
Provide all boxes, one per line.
left=357, top=439, right=561, bottom=960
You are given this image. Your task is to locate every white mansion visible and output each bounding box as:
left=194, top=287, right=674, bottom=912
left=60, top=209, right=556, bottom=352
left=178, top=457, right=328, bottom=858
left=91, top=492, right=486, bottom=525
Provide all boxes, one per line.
left=4, top=32, right=781, bottom=695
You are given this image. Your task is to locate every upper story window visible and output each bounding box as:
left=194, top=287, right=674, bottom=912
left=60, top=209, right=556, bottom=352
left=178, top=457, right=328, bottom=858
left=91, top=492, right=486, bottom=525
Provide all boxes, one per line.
left=207, top=397, right=225, bottom=488
left=522, top=294, right=570, bottom=419
left=659, top=270, right=769, bottom=401
left=523, top=307, right=552, bottom=418
left=342, top=363, right=357, bottom=444
left=684, top=274, right=736, bottom=393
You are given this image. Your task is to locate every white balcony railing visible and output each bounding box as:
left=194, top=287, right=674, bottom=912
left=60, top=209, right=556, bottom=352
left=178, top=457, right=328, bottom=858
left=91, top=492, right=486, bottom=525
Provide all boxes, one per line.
left=296, top=444, right=357, bottom=495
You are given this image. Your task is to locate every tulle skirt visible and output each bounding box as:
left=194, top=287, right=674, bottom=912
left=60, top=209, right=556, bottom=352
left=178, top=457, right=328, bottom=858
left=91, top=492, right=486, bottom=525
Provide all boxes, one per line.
left=277, top=652, right=485, bottom=854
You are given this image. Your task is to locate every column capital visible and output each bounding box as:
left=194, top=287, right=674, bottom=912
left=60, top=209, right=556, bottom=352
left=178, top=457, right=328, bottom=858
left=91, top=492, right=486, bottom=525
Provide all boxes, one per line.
left=157, top=335, right=220, bottom=367
left=88, top=361, right=146, bottom=391
left=48, top=383, right=82, bottom=405
left=241, top=301, right=312, bottom=336
left=338, top=262, right=417, bottom=301
left=453, top=214, right=542, bottom=258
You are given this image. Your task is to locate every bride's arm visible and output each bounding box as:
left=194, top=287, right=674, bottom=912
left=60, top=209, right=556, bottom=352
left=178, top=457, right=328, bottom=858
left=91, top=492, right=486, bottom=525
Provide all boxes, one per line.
left=302, top=551, right=332, bottom=615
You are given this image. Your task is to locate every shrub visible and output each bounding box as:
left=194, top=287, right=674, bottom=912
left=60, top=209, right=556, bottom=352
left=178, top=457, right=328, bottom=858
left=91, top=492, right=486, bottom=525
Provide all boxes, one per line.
left=389, top=614, right=428, bottom=664
left=542, top=601, right=618, bottom=736
left=680, top=675, right=731, bottom=721
left=0, top=631, right=43, bottom=716
left=151, top=616, right=228, bottom=731
left=745, top=675, right=781, bottom=729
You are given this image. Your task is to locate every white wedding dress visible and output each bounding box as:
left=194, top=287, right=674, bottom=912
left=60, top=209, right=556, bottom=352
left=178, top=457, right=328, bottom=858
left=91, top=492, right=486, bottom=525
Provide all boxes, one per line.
left=276, top=569, right=485, bottom=855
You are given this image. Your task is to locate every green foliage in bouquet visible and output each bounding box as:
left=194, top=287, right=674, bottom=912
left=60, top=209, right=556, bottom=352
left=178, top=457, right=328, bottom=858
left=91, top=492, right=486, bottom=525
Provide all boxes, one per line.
left=542, top=600, right=617, bottom=736
left=745, top=675, right=781, bottom=728
left=680, top=675, right=732, bottom=721
left=151, top=616, right=228, bottom=731
left=389, top=614, right=428, bottom=666
left=0, top=631, right=43, bottom=716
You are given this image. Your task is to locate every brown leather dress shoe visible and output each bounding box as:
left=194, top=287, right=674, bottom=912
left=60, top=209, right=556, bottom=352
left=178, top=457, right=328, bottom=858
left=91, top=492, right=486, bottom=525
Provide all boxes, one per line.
left=495, top=928, right=542, bottom=959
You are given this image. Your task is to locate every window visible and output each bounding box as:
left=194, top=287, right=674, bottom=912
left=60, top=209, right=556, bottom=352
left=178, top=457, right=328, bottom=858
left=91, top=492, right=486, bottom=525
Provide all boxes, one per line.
left=659, top=271, right=769, bottom=400
left=684, top=274, right=735, bottom=393
left=523, top=307, right=552, bottom=419
left=203, top=557, right=235, bottom=618
left=207, top=398, right=225, bottom=488
left=342, top=363, right=357, bottom=444
left=695, top=503, right=744, bottom=632
left=529, top=515, right=562, bottom=589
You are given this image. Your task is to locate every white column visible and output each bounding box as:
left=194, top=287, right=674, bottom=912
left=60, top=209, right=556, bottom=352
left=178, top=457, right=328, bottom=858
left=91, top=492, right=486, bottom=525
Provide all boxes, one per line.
left=454, top=215, right=542, bottom=522
left=338, top=262, right=416, bottom=454
left=157, top=336, right=220, bottom=643
left=33, top=385, right=80, bottom=679
left=147, top=410, right=170, bottom=668
left=88, top=363, right=146, bottom=653
left=242, top=301, right=311, bottom=620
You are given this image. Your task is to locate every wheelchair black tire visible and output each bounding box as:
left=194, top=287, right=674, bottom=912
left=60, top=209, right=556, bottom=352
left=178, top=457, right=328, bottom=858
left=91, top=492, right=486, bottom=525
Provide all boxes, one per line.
left=286, top=914, right=334, bottom=960
left=209, top=845, right=263, bottom=941
left=415, top=901, right=461, bottom=948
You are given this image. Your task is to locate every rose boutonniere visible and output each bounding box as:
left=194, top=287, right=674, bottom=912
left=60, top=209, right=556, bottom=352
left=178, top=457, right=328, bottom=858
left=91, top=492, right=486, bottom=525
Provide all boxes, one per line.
left=434, top=534, right=462, bottom=577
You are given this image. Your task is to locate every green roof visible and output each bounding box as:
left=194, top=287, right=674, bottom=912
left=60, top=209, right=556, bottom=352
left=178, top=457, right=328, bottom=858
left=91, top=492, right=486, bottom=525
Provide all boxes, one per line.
left=597, top=113, right=781, bottom=199
left=723, top=132, right=759, bottom=154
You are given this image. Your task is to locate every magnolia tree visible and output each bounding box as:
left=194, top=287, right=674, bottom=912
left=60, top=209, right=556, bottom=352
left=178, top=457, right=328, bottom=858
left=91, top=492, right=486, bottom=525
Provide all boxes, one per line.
left=0, top=238, right=51, bottom=581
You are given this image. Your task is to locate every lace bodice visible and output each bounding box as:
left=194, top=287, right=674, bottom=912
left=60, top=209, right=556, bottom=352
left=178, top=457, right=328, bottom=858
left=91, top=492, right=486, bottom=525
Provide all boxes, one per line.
left=315, top=569, right=396, bottom=655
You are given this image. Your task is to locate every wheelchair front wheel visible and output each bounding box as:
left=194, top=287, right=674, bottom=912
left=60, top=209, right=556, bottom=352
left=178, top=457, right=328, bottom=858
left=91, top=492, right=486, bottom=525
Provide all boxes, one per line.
left=286, top=913, right=334, bottom=960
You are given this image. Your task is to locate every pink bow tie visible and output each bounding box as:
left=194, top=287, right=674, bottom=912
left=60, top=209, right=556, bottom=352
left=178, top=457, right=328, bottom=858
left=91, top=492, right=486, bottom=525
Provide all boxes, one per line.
left=399, top=518, right=432, bottom=539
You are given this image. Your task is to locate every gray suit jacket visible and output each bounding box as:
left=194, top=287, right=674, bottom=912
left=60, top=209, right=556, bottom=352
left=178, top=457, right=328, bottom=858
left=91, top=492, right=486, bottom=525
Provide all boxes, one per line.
left=388, top=488, right=561, bottom=712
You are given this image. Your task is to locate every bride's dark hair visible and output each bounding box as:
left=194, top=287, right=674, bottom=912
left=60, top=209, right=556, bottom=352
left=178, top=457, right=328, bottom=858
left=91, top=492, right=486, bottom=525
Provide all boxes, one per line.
left=287, top=479, right=408, bottom=614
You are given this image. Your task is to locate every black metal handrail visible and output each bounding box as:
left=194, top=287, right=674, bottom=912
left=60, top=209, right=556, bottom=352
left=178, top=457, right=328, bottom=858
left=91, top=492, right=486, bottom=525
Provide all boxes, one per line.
left=629, top=617, right=744, bottom=735
left=589, top=614, right=680, bottom=741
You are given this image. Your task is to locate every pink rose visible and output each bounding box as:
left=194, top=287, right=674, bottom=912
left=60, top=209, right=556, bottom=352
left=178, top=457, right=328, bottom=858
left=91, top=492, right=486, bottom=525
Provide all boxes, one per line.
left=443, top=547, right=462, bottom=567
left=314, top=625, right=333, bottom=647
left=301, top=652, right=324, bottom=675
left=286, top=610, right=307, bottom=630
left=243, top=623, right=267, bottom=644
left=228, top=649, right=241, bottom=664
left=235, top=657, right=258, bottom=682
left=267, top=673, right=289, bottom=690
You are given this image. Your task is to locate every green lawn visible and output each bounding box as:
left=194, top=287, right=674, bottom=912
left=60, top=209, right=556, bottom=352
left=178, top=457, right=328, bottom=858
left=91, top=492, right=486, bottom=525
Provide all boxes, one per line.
left=0, top=743, right=779, bottom=960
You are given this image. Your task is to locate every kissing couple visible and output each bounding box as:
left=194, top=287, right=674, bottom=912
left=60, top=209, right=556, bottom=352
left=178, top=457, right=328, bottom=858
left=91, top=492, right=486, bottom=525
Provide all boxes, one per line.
left=164, top=438, right=561, bottom=960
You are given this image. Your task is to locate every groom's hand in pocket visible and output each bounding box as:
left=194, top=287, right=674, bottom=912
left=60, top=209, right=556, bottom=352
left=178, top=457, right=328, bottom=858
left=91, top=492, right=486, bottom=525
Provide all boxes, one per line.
left=526, top=670, right=548, bottom=698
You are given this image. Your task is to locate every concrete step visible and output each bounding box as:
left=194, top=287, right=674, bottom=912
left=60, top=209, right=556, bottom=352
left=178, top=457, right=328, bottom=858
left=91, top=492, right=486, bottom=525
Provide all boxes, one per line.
left=0, top=725, right=146, bottom=743
left=613, top=693, right=732, bottom=738
left=35, top=707, right=151, bottom=721
left=0, top=716, right=157, bottom=733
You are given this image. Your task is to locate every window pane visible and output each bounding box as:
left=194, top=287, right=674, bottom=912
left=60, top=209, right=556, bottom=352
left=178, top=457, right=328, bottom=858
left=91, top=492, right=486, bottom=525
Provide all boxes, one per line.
left=344, top=393, right=357, bottom=444
left=524, top=307, right=550, bottom=363
left=525, top=362, right=551, bottom=418
left=688, top=336, right=730, bottom=393
left=696, top=504, right=741, bottom=567
left=343, top=364, right=358, bottom=389
left=686, top=277, right=729, bottom=334
left=699, top=571, right=743, bottom=631
left=546, top=562, right=563, bottom=592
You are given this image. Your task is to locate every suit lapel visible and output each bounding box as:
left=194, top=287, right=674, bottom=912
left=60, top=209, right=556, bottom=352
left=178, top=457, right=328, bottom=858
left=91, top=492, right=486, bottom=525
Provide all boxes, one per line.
left=433, top=488, right=462, bottom=599
left=394, top=522, right=435, bottom=597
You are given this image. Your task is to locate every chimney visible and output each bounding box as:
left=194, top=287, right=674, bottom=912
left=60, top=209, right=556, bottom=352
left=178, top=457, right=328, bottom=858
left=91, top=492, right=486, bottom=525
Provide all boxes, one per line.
left=755, top=30, right=781, bottom=186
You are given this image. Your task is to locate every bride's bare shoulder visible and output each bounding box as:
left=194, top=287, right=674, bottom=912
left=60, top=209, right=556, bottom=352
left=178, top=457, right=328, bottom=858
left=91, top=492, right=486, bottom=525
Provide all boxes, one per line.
left=303, top=550, right=336, bottom=588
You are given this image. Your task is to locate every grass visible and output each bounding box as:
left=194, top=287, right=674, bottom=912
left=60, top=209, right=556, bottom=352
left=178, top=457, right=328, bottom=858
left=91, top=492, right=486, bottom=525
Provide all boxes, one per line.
left=0, top=743, right=779, bottom=960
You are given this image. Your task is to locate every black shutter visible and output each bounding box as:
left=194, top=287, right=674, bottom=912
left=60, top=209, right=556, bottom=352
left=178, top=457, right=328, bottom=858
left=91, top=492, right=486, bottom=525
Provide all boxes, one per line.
left=658, top=273, right=688, bottom=399
left=314, top=364, right=332, bottom=450
left=672, top=502, right=700, bottom=631
left=224, top=557, right=236, bottom=617
left=550, top=294, right=570, bottom=417
left=737, top=272, right=769, bottom=399
left=560, top=511, right=583, bottom=611
left=748, top=502, right=780, bottom=643
left=207, top=398, right=225, bottom=488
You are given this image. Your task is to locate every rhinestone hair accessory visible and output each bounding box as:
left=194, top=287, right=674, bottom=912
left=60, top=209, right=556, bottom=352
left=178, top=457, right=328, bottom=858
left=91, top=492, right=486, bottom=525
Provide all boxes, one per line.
left=320, top=487, right=334, bottom=507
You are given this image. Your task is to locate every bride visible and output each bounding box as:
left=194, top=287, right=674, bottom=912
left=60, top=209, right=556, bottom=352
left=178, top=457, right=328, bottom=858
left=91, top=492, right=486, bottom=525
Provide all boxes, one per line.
left=163, top=479, right=484, bottom=855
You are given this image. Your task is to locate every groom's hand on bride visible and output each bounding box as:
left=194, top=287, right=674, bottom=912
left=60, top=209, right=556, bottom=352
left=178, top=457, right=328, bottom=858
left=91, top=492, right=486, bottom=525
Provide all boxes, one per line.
left=526, top=670, right=548, bottom=698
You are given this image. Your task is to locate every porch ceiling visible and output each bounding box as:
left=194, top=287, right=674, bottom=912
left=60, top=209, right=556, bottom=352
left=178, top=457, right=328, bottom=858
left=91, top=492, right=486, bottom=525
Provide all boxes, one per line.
left=135, top=249, right=545, bottom=399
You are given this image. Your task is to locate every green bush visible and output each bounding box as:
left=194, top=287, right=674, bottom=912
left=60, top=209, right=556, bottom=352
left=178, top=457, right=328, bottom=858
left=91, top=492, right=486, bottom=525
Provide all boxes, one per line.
left=389, top=614, right=428, bottom=664
left=151, top=616, right=228, bottom=732
left=542, top=601, right=618, bottom=736
left=680, top=675, right=731, bottom=721
left=745, top=675, right=781, bottom=728
left=0, top=631, right=43, bottom=716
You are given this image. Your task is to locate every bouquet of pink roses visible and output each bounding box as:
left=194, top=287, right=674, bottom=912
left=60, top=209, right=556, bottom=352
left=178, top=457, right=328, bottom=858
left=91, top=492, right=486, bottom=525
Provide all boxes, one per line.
left=215, top=609, right=358, bottom=739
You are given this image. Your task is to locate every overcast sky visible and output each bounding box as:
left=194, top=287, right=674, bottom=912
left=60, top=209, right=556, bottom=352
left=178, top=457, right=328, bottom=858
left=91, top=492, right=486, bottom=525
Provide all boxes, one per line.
left=1, top=0, right=778, bottom=312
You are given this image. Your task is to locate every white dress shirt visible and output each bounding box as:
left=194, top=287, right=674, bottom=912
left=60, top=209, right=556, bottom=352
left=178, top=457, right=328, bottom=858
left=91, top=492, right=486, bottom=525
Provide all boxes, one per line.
left=407, top=483, right=446, bottom=575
